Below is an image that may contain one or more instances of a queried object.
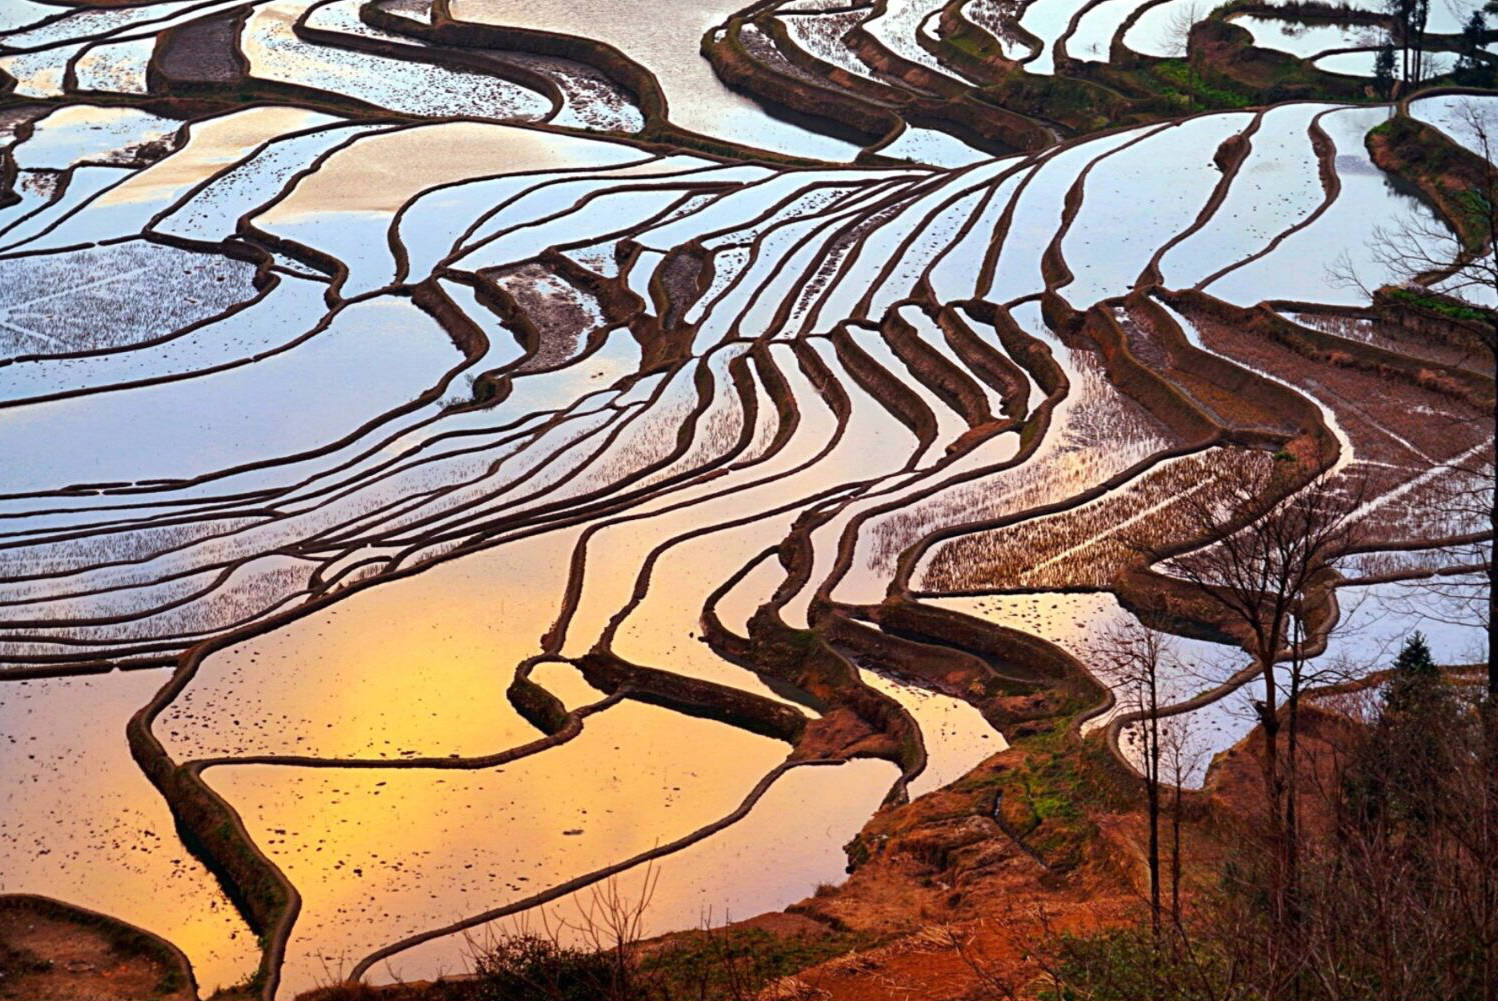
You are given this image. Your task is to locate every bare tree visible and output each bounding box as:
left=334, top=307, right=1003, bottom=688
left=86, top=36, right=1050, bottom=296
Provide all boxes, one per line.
left=1366, top=103, right=1498, bottom=318
left=1035, top=660, right=1497, bottom=1001
left=1164, top=1, right=1204, bottom=60
left=1160, top=714, right=1206, bottom=929
left=1161, top=464, right=1361, bottom=941
left=1105, top=620, right=1174, bottom=942
left=1162, top=0, right=1206, bottom=102
left=461, top=867, right=661, bottom=1001
left=1281, top=602, right=1358, bottom=928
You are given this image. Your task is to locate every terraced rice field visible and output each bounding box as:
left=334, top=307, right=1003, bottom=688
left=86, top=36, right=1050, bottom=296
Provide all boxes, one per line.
left=1, top=0, right=1492, bottom=997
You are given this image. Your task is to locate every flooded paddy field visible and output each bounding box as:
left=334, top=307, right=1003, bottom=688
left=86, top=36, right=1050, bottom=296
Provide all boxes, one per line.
left=0, top=0, right=1493, bottom=997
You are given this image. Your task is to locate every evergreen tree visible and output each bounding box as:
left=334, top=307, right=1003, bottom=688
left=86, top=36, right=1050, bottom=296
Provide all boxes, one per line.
left=1382, top=631, right=1444, bottom=719
left=1385, top=0, right=1431, bottom=84
left=1374, top=40, right=1398, bottom=98
left=1456, top=10, right=1492, bottom=85
left=1363, top=633, right=1463, bottom=835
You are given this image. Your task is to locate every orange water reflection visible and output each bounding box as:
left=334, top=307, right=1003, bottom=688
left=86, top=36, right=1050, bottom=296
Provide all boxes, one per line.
left=203, top=700, right=792, bottom=996
left=0, top=673, right=259, bottom=994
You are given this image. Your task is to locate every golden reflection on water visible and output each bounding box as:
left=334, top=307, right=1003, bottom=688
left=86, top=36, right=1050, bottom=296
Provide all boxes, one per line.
left=203, top=701, right=791, bottom=996
left=160, top=529, right=583, bottom=761
left=562, top=340, right=920, bottom=684
left=527, top=661, right=607, bottom=711
left=0, top=673, right=259, bottom=994
left=562, top=504, right=806, bottom=704
left=712, top=551, right=783, bottom=636
left=258, top=121, right=640, bottom=219
left=855, top=667, right=1006, bottom=799
left=99, top=106, right=335, bottom=206
left=382, top=757, right=898, bottom=985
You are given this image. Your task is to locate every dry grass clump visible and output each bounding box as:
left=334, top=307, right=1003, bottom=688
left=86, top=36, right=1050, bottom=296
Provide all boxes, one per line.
left=1413, top=367, right=1465, bottom=395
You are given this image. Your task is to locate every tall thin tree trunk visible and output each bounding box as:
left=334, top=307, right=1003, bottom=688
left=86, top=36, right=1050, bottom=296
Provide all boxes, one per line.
left=1479, top=234, right=1497, bottom=1000
left=1260, top=656, right=1285, bottom=952
left=1171, top=760, right=1184, bottom=927
left=1480, top=723, right=1495, bottom=1001
left=1412, top=0, right=1428, bottom=85
left=1287, top=620, right=1301, bottom=919
left=1285, top=620, right=1304, bottom=1000
left=1149, top=676, right=1162, bottom=943
left=1488, top=394, right=1496, bottom=697
left=1401, top=20, right=1409, bottom=87
left=1488, top=202, right=1496, bottom=698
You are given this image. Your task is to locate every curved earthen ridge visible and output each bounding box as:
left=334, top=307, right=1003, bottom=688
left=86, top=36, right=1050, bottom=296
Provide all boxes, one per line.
left=0, top=894, right=199, bottom=1000
left=0, top=2, right=1493, bottom=997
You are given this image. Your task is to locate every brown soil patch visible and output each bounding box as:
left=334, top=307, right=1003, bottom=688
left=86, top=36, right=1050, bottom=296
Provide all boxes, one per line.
left=154, top=10, right=249, bottom=86
left=288, top=704, right=1370, bottom=1001
left=0, top=896, right=194, bottom=1001
left=792, top=705, right=901, bottom=761
left=780, top=739, right=1141, bottom=1000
